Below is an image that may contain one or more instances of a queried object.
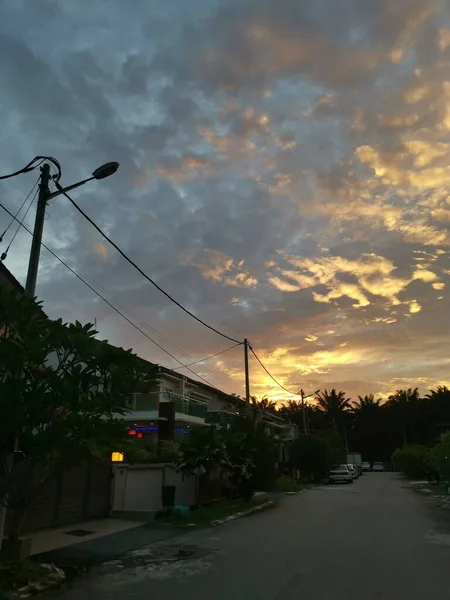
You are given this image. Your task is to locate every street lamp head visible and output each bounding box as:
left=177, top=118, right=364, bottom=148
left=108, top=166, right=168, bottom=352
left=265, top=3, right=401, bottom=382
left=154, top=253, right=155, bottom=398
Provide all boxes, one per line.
left=92, top=161, right=119, bottom=180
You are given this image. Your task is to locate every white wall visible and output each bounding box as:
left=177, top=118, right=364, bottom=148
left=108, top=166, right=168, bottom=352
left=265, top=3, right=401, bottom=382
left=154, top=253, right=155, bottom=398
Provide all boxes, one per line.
left=111, top=464, right=197, bottom=513
left=165, top=466, right=197, bottom=506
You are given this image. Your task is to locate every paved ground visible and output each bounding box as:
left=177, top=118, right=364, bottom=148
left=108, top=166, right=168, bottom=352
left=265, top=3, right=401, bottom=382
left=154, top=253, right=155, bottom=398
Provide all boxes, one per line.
left=55, top=474, right=450, bottom=599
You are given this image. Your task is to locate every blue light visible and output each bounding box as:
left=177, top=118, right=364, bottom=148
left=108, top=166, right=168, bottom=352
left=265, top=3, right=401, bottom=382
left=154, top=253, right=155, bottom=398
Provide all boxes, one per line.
left=126, top=426, right=190, bottom=434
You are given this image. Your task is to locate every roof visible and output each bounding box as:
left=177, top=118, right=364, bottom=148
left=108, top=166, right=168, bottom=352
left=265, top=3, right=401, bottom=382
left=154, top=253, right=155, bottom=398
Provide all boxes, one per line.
left=0, top=263, right=23, bottom=292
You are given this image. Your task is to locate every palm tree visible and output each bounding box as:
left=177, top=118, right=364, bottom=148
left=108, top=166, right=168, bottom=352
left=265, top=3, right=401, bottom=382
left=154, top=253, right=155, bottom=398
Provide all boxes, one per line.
left=386, top=388, right=421, bottom=446
left=353, top=394, right=382, bottom=411
left=256, top=396, right=278, bottom=414
left=316, top=389, right=352, bottom=434
left=351, top=394, right=384, bottom=462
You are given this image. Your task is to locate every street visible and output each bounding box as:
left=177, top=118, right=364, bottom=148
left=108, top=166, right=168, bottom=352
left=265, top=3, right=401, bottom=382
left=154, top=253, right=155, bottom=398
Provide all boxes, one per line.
left=56, top=474, right=450, bottom=600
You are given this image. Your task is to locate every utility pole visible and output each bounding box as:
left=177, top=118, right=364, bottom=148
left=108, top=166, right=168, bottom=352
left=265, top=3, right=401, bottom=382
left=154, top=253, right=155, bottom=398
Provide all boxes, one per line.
left=300, top=389, right=308, bottom=435
left=25, top=164, right=50, bottom=297
left=0, top=158, right=119, bottom=552
left=298, top=389, right=320, bottom=436
left=244, top=338, right=250, bottom=406
left=0, top=167, right=49, bottom=551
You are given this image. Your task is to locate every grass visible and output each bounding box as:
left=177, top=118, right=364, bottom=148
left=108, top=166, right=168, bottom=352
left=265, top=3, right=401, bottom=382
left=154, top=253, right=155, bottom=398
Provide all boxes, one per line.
left=162, top=497, right=272, bottom=528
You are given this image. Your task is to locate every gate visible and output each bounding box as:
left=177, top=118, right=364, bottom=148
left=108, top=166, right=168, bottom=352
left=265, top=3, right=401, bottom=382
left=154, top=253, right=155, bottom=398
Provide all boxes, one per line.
left=4, top=460, right=112, bottom=536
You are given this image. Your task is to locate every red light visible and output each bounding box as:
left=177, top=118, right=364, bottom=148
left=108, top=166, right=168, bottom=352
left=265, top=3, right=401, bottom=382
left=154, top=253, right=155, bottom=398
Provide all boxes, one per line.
left=137, top=432, right=143, bottom=438
left=128, top=429, right=136, bottom=436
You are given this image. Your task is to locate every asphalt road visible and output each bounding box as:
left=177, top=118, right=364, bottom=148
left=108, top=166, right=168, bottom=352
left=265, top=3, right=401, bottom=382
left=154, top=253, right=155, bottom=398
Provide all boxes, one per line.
left=57, top=473, right=450, bottom=600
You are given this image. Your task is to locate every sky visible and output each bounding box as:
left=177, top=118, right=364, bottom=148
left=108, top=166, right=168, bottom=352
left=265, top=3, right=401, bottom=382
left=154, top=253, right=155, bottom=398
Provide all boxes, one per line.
left=1, top=0, right=450, bottom=403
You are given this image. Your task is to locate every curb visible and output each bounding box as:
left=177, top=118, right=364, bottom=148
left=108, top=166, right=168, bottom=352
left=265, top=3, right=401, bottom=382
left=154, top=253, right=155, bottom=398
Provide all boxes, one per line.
left=211, top=500, right=276, bottom=526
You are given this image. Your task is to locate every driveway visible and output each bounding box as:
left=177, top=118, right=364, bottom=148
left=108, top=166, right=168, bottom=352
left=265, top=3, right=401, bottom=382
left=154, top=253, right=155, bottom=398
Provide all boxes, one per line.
left=56, top=473, right=450, bottom=599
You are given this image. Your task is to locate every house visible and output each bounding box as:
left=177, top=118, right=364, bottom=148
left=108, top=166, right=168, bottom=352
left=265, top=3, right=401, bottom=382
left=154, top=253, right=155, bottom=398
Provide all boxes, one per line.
left=124, top=361, right=298, bottom=457
left=0, top=263, right=23, bottom=293
left=123, top=364, right=246, bottom=447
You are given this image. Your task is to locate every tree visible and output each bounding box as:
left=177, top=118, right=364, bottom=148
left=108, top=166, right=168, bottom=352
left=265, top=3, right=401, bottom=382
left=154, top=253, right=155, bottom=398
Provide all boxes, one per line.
left=290, top=432, right=345, bottom=481
left=353, top=394, right=381, bottom=410
left=391, top=445, right=431, bottom=479
left=256, top=396, right=278, bottom=414
left=350, top=395, right=384, bottom=462
left=0, top=290, right=153, bottom=545
left=430, top=432, right=450, bottom=482
left=386, top=388, right=423, bottom=447
left=316, top=389, right=352, bottom=434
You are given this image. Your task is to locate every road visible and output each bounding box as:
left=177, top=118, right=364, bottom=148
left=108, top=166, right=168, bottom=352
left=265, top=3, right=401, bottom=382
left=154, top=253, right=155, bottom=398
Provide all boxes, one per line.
left=57, top=473, right=450, bottom=599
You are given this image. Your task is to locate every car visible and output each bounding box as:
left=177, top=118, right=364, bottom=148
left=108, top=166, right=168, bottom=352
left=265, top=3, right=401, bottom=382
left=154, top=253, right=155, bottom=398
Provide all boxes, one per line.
left=372, top=462, right=384, bottom=472
left=347, top=464, right=358, bottom=479
left=329, top=464, right=353, bottom=484
left=362, top=461, right=371, bottom=471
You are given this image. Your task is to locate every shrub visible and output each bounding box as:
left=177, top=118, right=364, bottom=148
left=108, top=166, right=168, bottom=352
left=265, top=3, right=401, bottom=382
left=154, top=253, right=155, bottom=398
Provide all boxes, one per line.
left=273, top=475, right=301, bottom=492
left=158, top=440, right=180, bottom=463
left=290, top=432, right=346, bottom=481
left=430, top=432, right=450, bottom=481
left=391, top=445, right=431, bottom=479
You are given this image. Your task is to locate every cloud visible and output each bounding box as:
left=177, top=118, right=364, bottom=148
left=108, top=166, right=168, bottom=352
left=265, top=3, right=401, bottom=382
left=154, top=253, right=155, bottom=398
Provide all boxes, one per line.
left=1, top=0, right=450, bottom=403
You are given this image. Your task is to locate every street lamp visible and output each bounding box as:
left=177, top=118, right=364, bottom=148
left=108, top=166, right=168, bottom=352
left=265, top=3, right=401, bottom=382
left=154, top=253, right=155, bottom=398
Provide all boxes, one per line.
left=25, top=161, right=119, bottom=297
left=299, top=389, right=320, bottom=435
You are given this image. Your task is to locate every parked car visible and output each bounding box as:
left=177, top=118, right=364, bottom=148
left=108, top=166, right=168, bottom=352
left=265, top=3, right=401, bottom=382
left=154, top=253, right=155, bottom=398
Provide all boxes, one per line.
left=329, top=464, right=353, bottom=484
left=362, top=461, right=371, bottom=471
left=347, top=464, right=358, bottom=479
left=372, top=462, right=384, bottom=472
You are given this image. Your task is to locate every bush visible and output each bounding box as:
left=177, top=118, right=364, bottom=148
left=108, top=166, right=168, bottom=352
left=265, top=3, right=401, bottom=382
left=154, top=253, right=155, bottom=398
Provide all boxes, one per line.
left=391, top=445, right=431, bottom=479
left=158, top=440, right=180, bottom=463
left=430, top=432, right=450, bottom=481
left=290, top=432, right=346, bottom=481
left=273, top=475, right=301, bottom=492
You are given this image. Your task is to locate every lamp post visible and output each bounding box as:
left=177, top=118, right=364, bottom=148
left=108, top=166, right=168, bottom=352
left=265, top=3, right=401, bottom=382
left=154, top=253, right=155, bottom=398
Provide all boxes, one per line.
left=25, top=161, right=119, bottom=297
left=299, top=389, right=320, bottom=435
left=0, top=158, right=118, bottom=553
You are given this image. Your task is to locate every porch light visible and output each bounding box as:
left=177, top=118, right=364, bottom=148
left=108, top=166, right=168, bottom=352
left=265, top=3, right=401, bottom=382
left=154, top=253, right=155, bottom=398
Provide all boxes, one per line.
left=111, top=452, right=124, bottom=463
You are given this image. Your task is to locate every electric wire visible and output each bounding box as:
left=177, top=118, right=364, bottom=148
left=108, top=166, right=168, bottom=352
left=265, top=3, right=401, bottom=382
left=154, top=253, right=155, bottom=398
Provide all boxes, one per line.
left=0, top=201, right=235, bottom=393
left=171, top=343, right=242, bottom=370
left=38, top=188, right=239, bottom=392
left=249, top=345, right=300, bottom=397
left=1, top=186, right=39, bottom=261
left=58, top=185, right=242, bottom=344
left=0, top=179, right=39, bottom=242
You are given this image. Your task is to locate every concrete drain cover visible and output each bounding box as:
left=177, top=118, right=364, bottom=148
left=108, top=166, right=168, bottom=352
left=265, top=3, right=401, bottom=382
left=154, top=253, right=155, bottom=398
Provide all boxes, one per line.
left=64, top=529, right=95, bottom=537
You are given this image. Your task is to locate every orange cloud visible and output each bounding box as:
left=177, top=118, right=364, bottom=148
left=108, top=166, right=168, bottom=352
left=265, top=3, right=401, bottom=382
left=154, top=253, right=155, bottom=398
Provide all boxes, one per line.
left=91, top=241, right=108, bottom=260
left=182, top=249, right=258, bottom=288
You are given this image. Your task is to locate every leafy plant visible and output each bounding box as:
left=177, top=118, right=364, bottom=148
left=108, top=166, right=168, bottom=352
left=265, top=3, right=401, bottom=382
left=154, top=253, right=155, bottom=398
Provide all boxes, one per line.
left=157, top=439, right=180, bottom=463
left=273, top=475, right=301, bottom=492
left=175, top=426, right=230, bottom=481
left=0, top=290, right=154, bottom=544
left=290, top=432, right=345, bottom=481
left=429, top=432, right=450, bottom=481
left=391, top=444, right=431, bottom=479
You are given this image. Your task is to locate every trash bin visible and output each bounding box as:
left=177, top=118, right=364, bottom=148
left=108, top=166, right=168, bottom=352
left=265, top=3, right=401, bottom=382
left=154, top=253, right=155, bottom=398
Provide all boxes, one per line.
left=162, top=485, right=176, bottom=509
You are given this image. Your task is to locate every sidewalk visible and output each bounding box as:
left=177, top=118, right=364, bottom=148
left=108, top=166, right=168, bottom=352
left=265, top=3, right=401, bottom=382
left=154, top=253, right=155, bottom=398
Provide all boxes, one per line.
left=30, top=492, right=282, bottom=572
left=31, top=522, right=184, bottom=573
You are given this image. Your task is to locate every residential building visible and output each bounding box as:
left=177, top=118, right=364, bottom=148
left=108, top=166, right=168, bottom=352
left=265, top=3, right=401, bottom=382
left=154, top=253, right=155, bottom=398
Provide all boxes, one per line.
left=0, top=263, right=23, bottom=292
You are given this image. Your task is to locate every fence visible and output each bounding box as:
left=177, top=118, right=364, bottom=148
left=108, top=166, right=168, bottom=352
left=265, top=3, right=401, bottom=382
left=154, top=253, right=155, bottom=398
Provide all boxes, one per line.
left=4, top=460, right=112, bottom=536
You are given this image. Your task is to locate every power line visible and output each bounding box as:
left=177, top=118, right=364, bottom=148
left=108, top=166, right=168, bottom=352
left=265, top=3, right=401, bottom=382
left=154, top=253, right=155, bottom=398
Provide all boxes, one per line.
left=35, top=190, right=238, bottom=393
left=171, top=343, right=242, bottom=370
left=58, top=185, right=242, bottom=345
left=1, top=186, right=38, bottom=261
left=249, top=345, right=299, bottom=396
left=47, top=240, right=239, bottom=393
left=0, top=156, right=60, bottom=181
left=0, top=201, right=233, bottom=393
left=0, top=179, right=39, bottom=242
